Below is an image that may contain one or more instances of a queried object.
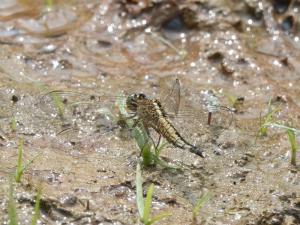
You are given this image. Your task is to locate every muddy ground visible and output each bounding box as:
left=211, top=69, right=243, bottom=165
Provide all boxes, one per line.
left=0, top=0, right=299, bottom=224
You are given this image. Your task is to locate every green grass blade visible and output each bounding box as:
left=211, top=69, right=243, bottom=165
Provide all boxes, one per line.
left=44, top=0, right=54, bottom=10
left=133, top=127, right=149, bottom=151
left=50, top=92, right=64, bottom=118
left=136, top=163, right=144, bottom=217
left=31, top=186, right=42, bottom=225
left=8, top=179, right=18, bottom=225
left=258, top=98, right=275, bottom=137
left=15, top=139, right=24, bottom=183
left=143, top=184, right=154, bottom=223
left=192, top=192, right=212, bottom=220
left=266, top=123, right=300, bottom=134
left=141, top=145, right=154, bottom=167
left=152, top=154, right=181, bottom=170
left=261, top=123, right=299, bottom=166
left=10, top=117, right=17, bottom=132
left=267, top=98, right=272, bottom=113
left=147, top=212, right=172, bottom=225
left=155, top=142, right=168, bottom=157
left=287, top=129, right=297, bottom=166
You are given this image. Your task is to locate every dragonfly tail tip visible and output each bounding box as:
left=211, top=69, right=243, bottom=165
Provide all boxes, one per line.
left=189, top=146, right=205, bottom=158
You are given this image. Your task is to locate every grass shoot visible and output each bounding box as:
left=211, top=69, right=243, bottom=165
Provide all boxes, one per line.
left=8, top=179, right=42, bottom=225
left=8, top=179, right=18, bottom=225
left=31, top=186, right=42, bottom=225
left=44, top=0, right=54, bottom=10
left=136, top=163, right=171, bottom=225
left=265, top=123, right=299, bottom=166
left=15, top=138, right=24, bottom=183
left=10, top=117, right=17, bottom=132
left=258, top=98, right=277, bottom=137
left=192, top=191, right=212, bottom=224
left=287, top=129, right=297, bottom=166
left=15, top=139, right=38, bottom=183
left=50, top=92, right=65, bottom=119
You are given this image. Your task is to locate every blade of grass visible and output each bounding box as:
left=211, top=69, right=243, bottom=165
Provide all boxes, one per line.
left=50, top=92, right=64, bottom=119
left=136, top=163, right=144, bottom=217
left=15, top=139, right=24, bottom=183
left=263, top=123, right=299, bottom=166
left=258, top=98, right=274, bottom=137
left=8, top=178, right=18, bottom=225
left=133, top=126, right=150, bottom=152
left=15, top=140, right=39, bottom=183
left=287, top=129, right=297, bottom=166
left=265, top=123, right=300, bottom=134
left=147, top=212, right=172, bottom=225
left=143, top=184, right=154, bottom=223
left=141, top=145, right=154, bottom=167
left=192, top=191, right=212, bottom=221
left=155, top=141, right=168, bottom=157
left=31, top=186, right=42, bottom=225
left=44, top=0, right=54, bottom=10
left=10, top=117, right=17, bottom=132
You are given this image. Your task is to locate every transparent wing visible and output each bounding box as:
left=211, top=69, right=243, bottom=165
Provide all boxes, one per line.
left=183, top=90, right=235, bottom=129
left=36, top=90, right=125, bottom=138
left=159, top=77, right=181, bottom=116
left=37, top=90, right=114, bottom=114
left=159, top=77, right=235, bottom=129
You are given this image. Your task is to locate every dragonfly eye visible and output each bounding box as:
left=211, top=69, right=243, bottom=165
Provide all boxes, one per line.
left=137, top=93, right=146, bottom=100
left=126, top=94, right=138, bottom=112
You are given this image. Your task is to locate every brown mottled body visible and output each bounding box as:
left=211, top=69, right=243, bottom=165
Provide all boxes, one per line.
left=126, top=94, right=204, bottom=157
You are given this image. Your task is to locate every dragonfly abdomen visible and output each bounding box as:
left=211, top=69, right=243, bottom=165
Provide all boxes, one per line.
left=154, top=117, right=205, bottom=158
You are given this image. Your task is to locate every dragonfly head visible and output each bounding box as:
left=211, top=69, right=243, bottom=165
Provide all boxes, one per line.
left=126, top=93, right=147, bottom=112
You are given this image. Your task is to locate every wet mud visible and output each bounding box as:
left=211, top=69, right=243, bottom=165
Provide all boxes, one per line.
left=0, top=0, right=299, bottom=224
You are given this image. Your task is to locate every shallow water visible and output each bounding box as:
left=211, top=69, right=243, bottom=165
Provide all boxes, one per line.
left=0, top=0, right=299, bottom=224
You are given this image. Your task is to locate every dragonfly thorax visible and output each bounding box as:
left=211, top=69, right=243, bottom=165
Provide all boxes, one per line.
left=126, top=93, right=147, bottom=112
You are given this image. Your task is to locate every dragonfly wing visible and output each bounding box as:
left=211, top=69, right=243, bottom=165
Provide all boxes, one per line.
left=159, top=77, right=181, bottom=117
left=37, top=90, right=118, bottom=117
left=173, top=91, right=235, bottom=129
left=158, top=77, right=235, bottom=129
left=36, top=90, right=124, bottom=137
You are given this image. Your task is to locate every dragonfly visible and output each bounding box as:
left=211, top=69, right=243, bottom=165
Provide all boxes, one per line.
left=37, top=78, right=235, bottom=157
left=125, top=92, right=205, bottom=157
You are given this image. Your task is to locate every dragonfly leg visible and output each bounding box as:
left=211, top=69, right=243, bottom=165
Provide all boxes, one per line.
left=155, top=134, right=162, bottom=150
left=137, top=125, right=155, bottom=157
left=207, top=112, right=212, bottom=125
left=141, top=124, right=158, bottom=153
left=149, top=135, right=157, bottom=149
left=125, top=113, right=137, bottom=120
left=132, top=118, right=139, bottom=128
left=144, top=125, right=155, bottom=147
